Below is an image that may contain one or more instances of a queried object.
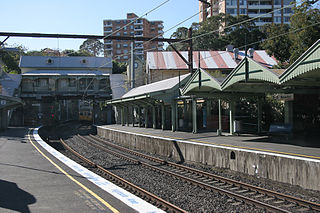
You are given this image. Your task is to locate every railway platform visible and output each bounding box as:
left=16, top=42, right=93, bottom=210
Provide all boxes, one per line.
left=0, top=127, right=164, bottom=213
left=97, top=124, right=320, bottom=191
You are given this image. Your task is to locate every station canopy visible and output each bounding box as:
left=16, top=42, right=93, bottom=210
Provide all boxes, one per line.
left=182, top=39, right=320, bottom=98
left=106, top=74, right=191, bottom=106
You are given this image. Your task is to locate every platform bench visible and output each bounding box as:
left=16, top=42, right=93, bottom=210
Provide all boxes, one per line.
left=268, top=123, right=293, bottom=140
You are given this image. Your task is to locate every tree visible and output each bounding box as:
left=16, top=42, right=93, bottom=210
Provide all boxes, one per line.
left=288, top=0, right=320, bottom=63
left=166, top=27, right=189, bottom=51
left=80, top=39, right=104, bottom=57
left=192, top=14, right=228, bottom=50
left=61, top=49, right=93, bottom=57
left=223, top=15, right=266, bottom=50
left=112, top=60, right=127, bottom=74
left=261, top=24, right=292, bottom=64
left=0, top=45, right=24, bottom=74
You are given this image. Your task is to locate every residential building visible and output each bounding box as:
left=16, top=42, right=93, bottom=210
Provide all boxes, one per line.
left=18, top=56, right=113, bottom=126
left=199, top=0, right=295, bottom=26
left=103, top=13, right=164, bottom=63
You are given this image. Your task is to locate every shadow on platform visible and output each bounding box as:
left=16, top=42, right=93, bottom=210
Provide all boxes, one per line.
left=0, top=179, right=36, bottom=213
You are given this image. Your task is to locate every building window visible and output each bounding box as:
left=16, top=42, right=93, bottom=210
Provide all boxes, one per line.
left=116, top=32, right=121, bottom=36
left=123, top=56, right=128, bottom=59
left=80, top=59, right=87, bottom=64
left=240, top=9, right=247, bottom=14
left=123, top=32, right=128, bottom=36
left=116, top=43, right=121, bottom=48
left=123, top=49, right=128, bottom=54
left=123, top=43, right=128, bottom=48
left=130, top=25, right=134, bottom=30
left=284, top=16, right=290, bottom=22
left=99, top=79, right=107, bottom=90
left=116, top=26, right=120, bottom=30
left=124, top=26, right=127, bottom=30
left=284, top=8, right=292, bottom=13
left=69, top=79, right=76, bottom=87
left=116, top=20, right=121, bottom=24
left=273, top=16, right=281, bottom=23
left=226, top=8, right=236, bottom=14
left=240, top=0, right=247, bottom=5
left=46, top=59, right=53, bottom=64
left=274, top=0, right=281, bottom=5
left=116, top=50, right=121, bottom=54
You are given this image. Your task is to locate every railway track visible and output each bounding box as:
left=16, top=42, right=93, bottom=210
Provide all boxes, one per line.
left=59, top=138, right=187, bottom=213
left=76, top=134, right=320, bottom=213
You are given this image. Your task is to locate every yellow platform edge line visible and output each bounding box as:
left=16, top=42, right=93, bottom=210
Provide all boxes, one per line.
left=28, top=129, right=119, bottom=213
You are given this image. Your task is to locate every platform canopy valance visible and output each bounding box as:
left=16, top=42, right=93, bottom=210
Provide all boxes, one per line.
left=280, top=39, right=320, bottom=86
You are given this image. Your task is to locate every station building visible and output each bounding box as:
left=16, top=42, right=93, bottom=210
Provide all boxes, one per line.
left=108, top=39, right=320, bottom=141
left=15, top=56, right=114, bottom=126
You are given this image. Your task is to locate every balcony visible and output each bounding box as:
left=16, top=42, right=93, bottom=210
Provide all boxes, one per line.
left=134, top=20, right=143, bottom=25
left=135, top=40, right=143, bottom=44
left=135, top=44, right=143, bottom=49
left=134, top=33, right=144, bottom=37
left=248, top=4, right=271, bottom=9
left=104, top=40, right=112, bottom=44
left=134, top=27, right=143, bottom=31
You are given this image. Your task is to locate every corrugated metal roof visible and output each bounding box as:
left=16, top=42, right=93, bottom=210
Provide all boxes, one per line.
left=122, top=74, right=190, bottom=99
left=147, top=50, right=278, bottom=70
left=20, top=56, right=112, bottom=69
left=21, top=70, right=109, bottom=76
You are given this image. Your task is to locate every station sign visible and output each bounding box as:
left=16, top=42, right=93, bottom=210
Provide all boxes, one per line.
left=273, top=93, right=294, bottom=101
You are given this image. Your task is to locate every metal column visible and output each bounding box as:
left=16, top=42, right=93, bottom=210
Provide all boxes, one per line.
left=152, top=105, right=156, bottom=129
left=145, top=106, right=148, bottom=128
left=229, top=100, right=235, bottom=135
left=171, top=102, right=176, bottom=132
left=161, top=104, right=165, bottom=130
left=138, top=106, right=141, bottom=127
left=217, top=99, right=222, bottom=136
left=192, top=98, right=197, bottom=134
left=121, top=106, right=125, bottom=126
left=257, top=98, right=262, bottom=134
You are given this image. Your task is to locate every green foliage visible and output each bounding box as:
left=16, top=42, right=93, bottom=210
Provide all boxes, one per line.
left=166, top=27, right=189, bottom=51
left=193, top=14, right=228, bottom=50
left=223, top=15, right=265, bottom=50
left=288, top=1, right=320, bottom=63
left=112, top=60, right=127, bottom=74
left=80, top=39, right=104, bottom=57
left=261, top=24, right=292, bottom=63
left=0, top=48, right=22, bottom=74
left=61, top=49, right=93, bottom=56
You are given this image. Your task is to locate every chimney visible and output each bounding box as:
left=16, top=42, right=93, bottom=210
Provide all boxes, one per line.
left=233, top=48, right=239, bottom=60
left=248, top=48, right=254, bottom=58
left=226, top=44, right=234, bottom=52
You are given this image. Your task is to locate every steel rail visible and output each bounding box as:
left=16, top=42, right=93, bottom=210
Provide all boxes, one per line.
left=87, top=134, right=320, bottom=212
left=77, top=135, right=292, bottom=212
left=59, top=138, right=186, bottom=213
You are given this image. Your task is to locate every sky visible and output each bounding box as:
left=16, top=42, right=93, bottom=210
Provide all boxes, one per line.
left=0, top=0, right=199, bottom=51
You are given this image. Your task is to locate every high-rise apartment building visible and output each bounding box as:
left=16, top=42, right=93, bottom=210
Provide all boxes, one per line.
left=199, top=0, right=294, bottom=26
left=103, top=13, right=164, bottom=63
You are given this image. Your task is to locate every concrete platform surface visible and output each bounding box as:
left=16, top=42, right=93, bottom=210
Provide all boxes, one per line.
left=102, top=125, right=320, bottom=160
left=0, top=127, right=164, bottom=213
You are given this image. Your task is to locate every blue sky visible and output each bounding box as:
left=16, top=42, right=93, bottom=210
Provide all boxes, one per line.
left=0, top=0, right=199, bottom=51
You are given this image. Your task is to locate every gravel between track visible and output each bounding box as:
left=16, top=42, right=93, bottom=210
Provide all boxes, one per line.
left=39, top=122, right=320, bottom=213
